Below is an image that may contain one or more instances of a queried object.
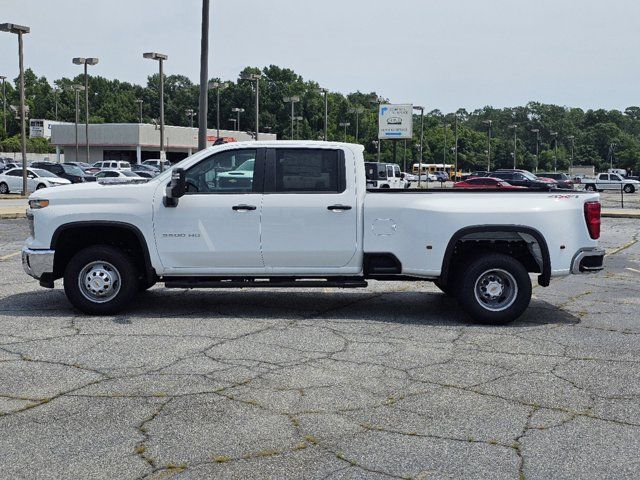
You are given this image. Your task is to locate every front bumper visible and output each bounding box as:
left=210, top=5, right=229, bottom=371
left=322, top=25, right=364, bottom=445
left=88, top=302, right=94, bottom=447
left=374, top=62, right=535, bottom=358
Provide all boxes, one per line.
left=571, top=247, right=605, bottom=274
left=22, top=247, right=55, bottom=280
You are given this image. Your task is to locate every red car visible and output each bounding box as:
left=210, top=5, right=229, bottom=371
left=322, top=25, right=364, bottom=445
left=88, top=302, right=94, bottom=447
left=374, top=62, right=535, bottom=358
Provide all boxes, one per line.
left=453, top=177, right=526, bottom=189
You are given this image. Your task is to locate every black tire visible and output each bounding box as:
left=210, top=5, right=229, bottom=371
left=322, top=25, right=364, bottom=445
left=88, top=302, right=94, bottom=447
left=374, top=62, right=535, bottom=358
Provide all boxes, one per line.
left=456, top=253, right=531, bottom=325
left=381, top=184, right=390, bottom=189
left=64, top=245, right=138, bottom=315
left=0, top=182, right=8, bottom=194
left=584, top=184, right=596, bottom=192
left=623, top=184, right=635, bottom=194
left=36, top=183, right=46, bottom=190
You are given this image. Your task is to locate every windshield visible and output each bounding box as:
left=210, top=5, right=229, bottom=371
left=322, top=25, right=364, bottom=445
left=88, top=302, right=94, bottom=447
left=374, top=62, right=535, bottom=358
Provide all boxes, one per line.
left=30, top=168, right=58, bottom=178
left=62, top=165, right=85, bottom=176
left=235, top=159, right=254, bottom=172
left=521, top=171, right=538, bottom=180
left=122, top=171, right=140, bottom=177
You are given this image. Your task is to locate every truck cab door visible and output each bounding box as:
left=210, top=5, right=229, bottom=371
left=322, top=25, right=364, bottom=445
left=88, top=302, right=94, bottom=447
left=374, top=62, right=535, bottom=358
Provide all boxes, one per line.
left=153, top=148, right=265, bottom=274
left=260, top=147, right=359, bottom=272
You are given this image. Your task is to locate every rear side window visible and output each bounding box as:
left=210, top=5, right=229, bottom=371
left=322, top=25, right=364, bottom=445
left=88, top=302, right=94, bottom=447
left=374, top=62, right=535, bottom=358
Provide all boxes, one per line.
left=386, top=165, right=394, bottom=178
left=273, top=149, right=344, bottom=193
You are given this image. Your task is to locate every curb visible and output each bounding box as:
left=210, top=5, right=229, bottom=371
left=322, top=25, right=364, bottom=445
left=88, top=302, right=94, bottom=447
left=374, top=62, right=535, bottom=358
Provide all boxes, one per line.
left=0, top=213, right=25, bottom=220
left=602, top=211, right=640, bottom=219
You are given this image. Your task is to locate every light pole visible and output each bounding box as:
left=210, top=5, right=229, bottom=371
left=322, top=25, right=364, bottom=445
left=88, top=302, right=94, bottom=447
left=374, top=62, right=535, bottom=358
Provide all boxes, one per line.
left=551, top=131, right=558, bottom=172
left=241, top=73, right=261, bottom=140
left=69, top=84, right=84, bottom=162
left=72, top=57, right=99, bottom=163
left=339, top=121, right=350, bottom=142
left=317, top=87, right=329, bottom=141
left=53, top=87, right=59, bottom=121
left=143, top=52, right=168, bottom=164
left=231, top=107, right=244, bottom=132
left=228, top=118, right=237, bottom=130
left=568, top=135, right=575, bottom=170
left=198, top=0, right=210, bottom=151
left=136, top=99, right=144, bottom=123
left=208, top=81, right=228, bottom=139
left=348, top=106, right=364, bottom=143
left=1, top=23, right=30, bottom=195
left=508, top=124, right=518, bottom=168
left=443, top=123, right=450, bottom=165
left=483, top=119, right=492, bottom=171
left=283, top=96, right=300, bottom=139
left=186, top=108, right=195, bottom=129
left=413, top=106, right=424, bottom=188
left=453, top=113, right=459, bottom=181
left=294, top=115, right=304, bottom=139
left=531, top=128, right=540, bottom=172
left=371, top=96, right=385, bottom=162
left=0, top=75, right=6, bottom=135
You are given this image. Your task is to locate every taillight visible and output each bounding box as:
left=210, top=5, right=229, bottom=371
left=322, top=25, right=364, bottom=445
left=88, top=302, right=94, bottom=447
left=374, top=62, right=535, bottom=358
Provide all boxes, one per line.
left=584, top=201, right=601, bottom=239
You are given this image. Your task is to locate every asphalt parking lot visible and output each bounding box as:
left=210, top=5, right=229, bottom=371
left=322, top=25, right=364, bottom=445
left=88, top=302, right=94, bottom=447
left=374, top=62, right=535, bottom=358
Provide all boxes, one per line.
left=0, top=218, right=639, bottom=479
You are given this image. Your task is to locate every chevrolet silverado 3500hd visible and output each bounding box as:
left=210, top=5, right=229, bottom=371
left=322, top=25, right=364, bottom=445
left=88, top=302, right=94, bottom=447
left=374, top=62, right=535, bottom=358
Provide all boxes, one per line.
left=22, top=141, right=605, bottom=324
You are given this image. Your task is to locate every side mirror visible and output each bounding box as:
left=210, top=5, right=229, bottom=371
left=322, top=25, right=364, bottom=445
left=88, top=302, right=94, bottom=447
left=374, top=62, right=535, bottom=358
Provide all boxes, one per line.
left=164, top=168, right=186, bottom=208
left=400, top=173, right=405, bottom=179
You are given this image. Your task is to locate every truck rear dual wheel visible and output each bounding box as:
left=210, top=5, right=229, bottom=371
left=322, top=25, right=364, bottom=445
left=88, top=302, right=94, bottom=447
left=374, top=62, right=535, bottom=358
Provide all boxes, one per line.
left=456, top=253, right=531, bottom=324
left=64, top=245, right=138, bottom=315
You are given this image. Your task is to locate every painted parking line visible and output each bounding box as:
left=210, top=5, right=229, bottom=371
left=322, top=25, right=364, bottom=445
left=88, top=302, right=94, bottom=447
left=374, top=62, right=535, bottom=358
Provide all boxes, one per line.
left=0, top=251, right=20, bottom=261
left=626, top=267, right=640, bottom=274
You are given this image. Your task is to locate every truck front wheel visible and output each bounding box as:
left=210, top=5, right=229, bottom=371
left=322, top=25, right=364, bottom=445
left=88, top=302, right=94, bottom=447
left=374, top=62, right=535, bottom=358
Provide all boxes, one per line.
left=457, top=253, right=531, bottom=324
left=64, top=245, right=138, bottom=315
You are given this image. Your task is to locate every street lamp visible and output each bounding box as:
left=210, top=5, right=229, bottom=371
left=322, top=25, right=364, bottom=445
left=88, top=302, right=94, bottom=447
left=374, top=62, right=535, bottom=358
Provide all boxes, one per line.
left=231, top=107, right=244, bottom=131
left=67, top=84, right=85, bottom=162
left=228, top=118, right=237, bottom=130
left=283, top=96, right=300, bottom=139
left=568, top=135, right=575, bottom=170
left=240, top=73, right=261, bottom=140
left=531, top=129, right=540, bottom=172
left=136, top=99, right=144, bottom=123
left=317, top=87, right=329, bottom=141
left=0, top=75, right=6, bottom=135
left=143, top=52, right=168, bottom=164
left=186, top=108, right=196, bottom=129
left=1, top=23, right=30, bottom=195
left=339, top=121, right=350, bottom=142
left=413, top=106, right=425, bottom=188
left=294, top=115, right=304, bottom=139
left=208, top=81, right=228, bottom=139
left=443, top=123, right=450, bottom=166
left=348, top=106, right=365, bottom=143
left=72, top=57, right=99, bottom=163
left=508, top=124, right=518, bottom=168
left=551, top=131, right=558, bottom=172
left=483, top=119, right=492, bottom=171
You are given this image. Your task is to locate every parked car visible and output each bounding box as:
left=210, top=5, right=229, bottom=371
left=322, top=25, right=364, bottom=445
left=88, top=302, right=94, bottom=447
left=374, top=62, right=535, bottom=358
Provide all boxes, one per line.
left=31, top=162, right=96, bottom=183
left=0, top=168, right=71, bottom=193
left=94, top=170, right=147, bottom=184
left=491, top=170, right=556, bottom=190
left=402, top=172, right=418, bottom=183
left=132, top=163, right=160, bottom=178
left=453, top=177, right=525, bottom=189
left=92, top=161, right=132, bottom=172
left=365, top=162, right=409, bottom=189
left=433, top=171, right=449, bottom=183
left=142, top=159, right=172, bottom=171
left=22, top=141, right=604, bottom=325
left=64, top=161, right=94, bottom=171
left=537, top=172, right=574, bottom=190
left=583, top=173, right=640, bottom=193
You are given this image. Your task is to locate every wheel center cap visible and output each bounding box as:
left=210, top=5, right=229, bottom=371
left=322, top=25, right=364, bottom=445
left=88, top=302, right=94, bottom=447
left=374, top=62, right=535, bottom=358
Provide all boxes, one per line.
left=486, top=280, right=503, bottom=298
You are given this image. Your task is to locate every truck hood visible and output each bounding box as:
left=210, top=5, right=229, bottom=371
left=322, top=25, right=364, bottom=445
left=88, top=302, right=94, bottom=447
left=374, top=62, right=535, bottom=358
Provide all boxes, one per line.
left=28, top=179, right=160, bottom=204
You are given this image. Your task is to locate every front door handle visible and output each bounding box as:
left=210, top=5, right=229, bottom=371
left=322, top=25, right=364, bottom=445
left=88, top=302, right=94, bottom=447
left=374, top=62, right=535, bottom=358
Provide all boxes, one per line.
left=232, top=204, right=257, bottom=211
left=327, top=204, right=352, bottom=211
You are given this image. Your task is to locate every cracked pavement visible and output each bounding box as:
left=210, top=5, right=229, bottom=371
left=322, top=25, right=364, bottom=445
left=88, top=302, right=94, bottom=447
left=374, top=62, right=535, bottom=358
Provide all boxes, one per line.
left=0, top=218, right=639, bottom=479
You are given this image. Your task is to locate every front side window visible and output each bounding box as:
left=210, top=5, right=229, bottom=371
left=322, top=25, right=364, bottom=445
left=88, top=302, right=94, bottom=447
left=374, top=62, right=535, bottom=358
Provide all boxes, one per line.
left=186, top=149, right=257, bottom=193
left=274, top=149, right=343, bottom=193
left=387, top=166, right=394, bottom=178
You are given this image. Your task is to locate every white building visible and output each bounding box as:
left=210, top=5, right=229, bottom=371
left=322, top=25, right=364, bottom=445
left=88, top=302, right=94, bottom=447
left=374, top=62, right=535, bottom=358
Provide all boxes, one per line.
left=29, top=119, right=73, bottom=139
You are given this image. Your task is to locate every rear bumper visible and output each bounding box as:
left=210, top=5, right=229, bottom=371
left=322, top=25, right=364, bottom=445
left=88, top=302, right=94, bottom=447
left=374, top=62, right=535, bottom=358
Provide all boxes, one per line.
left=22, top=247, right=55, bottom=280
left=571, top=247, right=605, bottom=274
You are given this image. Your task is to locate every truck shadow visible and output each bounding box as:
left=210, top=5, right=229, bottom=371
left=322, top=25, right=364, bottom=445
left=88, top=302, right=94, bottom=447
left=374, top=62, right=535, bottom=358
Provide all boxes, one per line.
left=0, top=288, right=580, bottom=328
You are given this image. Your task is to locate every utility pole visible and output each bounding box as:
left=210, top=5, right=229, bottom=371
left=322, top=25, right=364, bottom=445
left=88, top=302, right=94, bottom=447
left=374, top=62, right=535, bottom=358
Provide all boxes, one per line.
left=531, top=128, right=540, bottom=172
left=1, top=23, right=30, bottom=195
left=509, top=124, right=518, bottom=169
left=198, top=0, right=210, bottom=151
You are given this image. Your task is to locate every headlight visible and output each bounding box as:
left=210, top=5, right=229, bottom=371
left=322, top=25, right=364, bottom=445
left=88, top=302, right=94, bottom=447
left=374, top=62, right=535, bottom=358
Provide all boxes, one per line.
left=28, top=199, right=49, bottom=209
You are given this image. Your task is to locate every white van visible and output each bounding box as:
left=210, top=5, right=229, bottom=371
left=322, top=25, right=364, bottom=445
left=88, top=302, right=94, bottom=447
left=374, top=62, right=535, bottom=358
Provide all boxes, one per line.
left=93, top=161, right=132, bottom=172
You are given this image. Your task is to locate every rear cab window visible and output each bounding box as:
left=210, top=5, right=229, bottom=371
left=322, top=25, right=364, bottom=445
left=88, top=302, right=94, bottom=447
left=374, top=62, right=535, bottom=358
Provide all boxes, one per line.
left=267, top=148, right=345, bottom=193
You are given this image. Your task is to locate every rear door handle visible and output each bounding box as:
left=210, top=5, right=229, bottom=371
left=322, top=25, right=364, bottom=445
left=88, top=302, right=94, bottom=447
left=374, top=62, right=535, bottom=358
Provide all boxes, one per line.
left=327, top=205, right=352, bottom=211
left=232, top=204, right=257, bottom=211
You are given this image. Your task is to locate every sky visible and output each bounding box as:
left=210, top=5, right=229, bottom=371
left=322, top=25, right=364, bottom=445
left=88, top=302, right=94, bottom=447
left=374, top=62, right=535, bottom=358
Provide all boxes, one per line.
left=1, top=0, right=639, bottom=112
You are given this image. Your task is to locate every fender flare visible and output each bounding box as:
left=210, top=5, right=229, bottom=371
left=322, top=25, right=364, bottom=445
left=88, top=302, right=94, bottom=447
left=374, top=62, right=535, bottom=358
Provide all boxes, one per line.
left=440, top=225, right=551, bottom=287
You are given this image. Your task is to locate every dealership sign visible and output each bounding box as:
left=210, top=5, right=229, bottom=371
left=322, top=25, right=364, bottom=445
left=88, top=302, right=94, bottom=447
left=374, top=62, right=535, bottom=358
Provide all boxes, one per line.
left=378, top=104, right=413, bottom=139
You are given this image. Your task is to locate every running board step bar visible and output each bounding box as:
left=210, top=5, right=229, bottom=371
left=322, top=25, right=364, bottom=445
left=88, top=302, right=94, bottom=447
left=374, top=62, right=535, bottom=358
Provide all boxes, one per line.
left=164, top=278, right=368, bottom=289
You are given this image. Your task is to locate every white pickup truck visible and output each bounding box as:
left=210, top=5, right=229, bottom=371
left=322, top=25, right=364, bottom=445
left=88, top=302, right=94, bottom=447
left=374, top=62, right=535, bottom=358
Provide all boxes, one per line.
left=22, top=141, right=605, bottom=324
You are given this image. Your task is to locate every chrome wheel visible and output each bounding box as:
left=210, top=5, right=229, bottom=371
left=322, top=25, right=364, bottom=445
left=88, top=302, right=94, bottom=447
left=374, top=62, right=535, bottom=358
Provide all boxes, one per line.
left=474, top=268, right=518, bottom=312
left=78, top=261, right=122, bottom=303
